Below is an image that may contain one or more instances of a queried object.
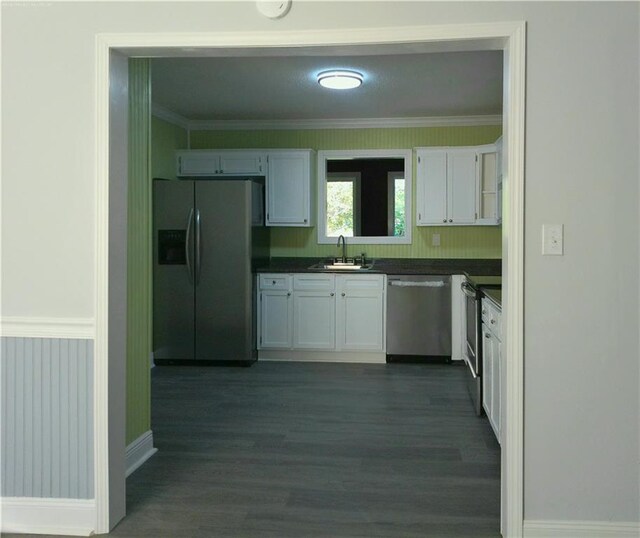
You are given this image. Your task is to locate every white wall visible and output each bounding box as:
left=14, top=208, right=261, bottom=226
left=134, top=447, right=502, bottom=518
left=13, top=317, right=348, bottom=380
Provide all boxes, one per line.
left=2, top=0, right=638, bottom=526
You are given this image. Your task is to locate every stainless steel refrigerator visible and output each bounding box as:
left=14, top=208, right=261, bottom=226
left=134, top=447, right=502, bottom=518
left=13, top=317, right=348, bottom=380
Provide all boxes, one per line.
left=153, top=178, right=269, bottom=364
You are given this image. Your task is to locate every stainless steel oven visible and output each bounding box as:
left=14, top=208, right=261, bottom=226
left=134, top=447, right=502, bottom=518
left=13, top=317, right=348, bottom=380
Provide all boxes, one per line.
left=461, top=277, right=501, bottom=416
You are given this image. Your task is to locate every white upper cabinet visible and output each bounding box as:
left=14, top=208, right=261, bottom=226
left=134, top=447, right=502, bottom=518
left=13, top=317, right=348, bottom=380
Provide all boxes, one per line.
left=176, top=150, right=266, bottom=177
left=416, top=144, right=501, bottom=226
left=266, top=150, right=313, bottom=227
left=447, top=149, right=477, bottom=224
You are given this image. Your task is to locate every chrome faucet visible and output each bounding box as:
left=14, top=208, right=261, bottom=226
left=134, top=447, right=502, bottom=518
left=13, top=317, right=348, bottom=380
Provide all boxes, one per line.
left=337, top=235, right=347, bottom=263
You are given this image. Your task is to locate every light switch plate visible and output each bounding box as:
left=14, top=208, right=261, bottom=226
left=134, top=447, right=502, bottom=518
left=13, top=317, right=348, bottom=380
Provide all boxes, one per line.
left=432, top=233, right=441, bottom=247
left=542, top=224, right=563, bottom=255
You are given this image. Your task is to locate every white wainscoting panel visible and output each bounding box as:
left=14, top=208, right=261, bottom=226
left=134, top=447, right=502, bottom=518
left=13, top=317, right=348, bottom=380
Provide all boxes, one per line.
left=0, top=497, right=96, bottom=536
left=1, top=337, right=94, bottom=498
left=524, top=520, right=640, bottom=537
left=126, top=430, right=158, bottom=477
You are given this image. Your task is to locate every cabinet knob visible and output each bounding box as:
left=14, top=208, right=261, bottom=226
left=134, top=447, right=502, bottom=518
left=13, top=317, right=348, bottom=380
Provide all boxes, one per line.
left=287, top=292, right=291, bottom=296
left=491, top=319, right=496, bottom=324
left=482, top=309, right=487, bottom=314
left=341, top=293, right=346, bottom=297
left=449, top=219, right=453, bottom=223
left=330, top=292, right=334, bottom=296
left=304, top=219, right=307, bottom=223
left=272, top=280, right=276, bottom=285
left=443, top=219, right=447, bottom=223
left=485, top=333, right=491, bottom=339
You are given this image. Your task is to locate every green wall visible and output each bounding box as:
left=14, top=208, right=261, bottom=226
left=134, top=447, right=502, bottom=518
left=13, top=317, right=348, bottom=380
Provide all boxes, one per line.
left=190, top=125, right=502, bottom=259
left=127, top=59, right=152, bottom=445
left=151, top=116, right=188, bottom=179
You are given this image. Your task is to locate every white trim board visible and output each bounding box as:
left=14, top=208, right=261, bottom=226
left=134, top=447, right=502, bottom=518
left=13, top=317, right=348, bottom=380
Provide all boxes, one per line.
left=126, top=430, right=158, bottom=477
left=523, top=520, right=640, bottom=537
left=258, top=351, right=387, bottom=363
left=0, top=497, right=96, bottom=536
left=0, top=317, right=95, bottom=339
left=151, top=104, right=502, bottom=131
left=97, top=21, right=526, bottom=536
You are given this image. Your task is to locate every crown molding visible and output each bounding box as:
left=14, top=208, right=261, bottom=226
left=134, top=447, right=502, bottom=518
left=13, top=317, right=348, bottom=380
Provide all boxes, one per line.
left=151, top=103, right=502, bottom=131
left=151, top=104, right=190, bottom=129
left=188, top=114, right=502, bottom=131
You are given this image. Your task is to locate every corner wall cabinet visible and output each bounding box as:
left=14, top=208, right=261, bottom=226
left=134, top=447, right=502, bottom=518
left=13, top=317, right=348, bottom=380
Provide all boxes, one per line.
left=481, top=296, right=503, bottom=443
left=416, top=144, right=500, bottom=226
left=258, top=273, right=386, bottom=360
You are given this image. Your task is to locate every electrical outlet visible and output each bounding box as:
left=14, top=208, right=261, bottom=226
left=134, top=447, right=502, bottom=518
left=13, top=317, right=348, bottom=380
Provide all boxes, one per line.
left=542, top=224, right=563, bottom=255
left=432, top=233, right=441, bottom=247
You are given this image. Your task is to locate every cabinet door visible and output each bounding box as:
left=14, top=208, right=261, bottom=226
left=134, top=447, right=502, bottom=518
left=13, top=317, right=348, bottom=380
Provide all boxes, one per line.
left=493, top=339, right=502, bottom=443
left=476, top=148, right=499, bottom=225
left=266, top=151, right=311, bottom=226
left=293, top=291, right=336, bottom=349
left=337, top=275, right=385, bottom=351
left=259, top=290, right=292, bottom=349
left=482, top=324, right=493, bottom=418
left=416, top=150, right=448, bottom=225
left=218, top=151, right=266, bottom=175
left=447, top=150, right=477, bottom=224
left=177, top=151, right=220, bottom=176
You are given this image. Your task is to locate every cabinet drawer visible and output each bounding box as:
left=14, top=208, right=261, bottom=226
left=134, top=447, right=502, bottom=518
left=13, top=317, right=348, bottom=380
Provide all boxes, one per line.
left=338, top=274, right=385, bottom=291
left=482, top=298, right=502, bottom=340
left=259, top=274, right=291, bottom=291
left=293, top=273, right=335, bottom=291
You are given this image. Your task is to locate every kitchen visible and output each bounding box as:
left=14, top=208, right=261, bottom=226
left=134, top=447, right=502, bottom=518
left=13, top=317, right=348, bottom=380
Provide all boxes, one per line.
left=137, top=48, right=506, bottom=537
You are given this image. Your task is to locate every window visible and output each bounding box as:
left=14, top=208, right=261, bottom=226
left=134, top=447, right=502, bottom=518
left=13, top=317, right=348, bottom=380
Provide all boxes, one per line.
left=326, top=172, right=361, bottom=237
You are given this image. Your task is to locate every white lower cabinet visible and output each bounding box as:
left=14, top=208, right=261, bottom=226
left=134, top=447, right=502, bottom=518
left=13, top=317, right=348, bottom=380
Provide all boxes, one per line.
left=260, top=289, right=292, bottom=349
left=336, top=274, right=385, bottom=351
left=293, top=274, right=336, bottom=350
left=482, top=297, right=502, bottom=443
left=258, top=272, right=385, bottom=357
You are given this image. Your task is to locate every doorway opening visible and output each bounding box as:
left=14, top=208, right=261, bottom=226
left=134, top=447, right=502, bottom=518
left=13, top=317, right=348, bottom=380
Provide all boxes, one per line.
left=97, top=23, right=525, bottom=536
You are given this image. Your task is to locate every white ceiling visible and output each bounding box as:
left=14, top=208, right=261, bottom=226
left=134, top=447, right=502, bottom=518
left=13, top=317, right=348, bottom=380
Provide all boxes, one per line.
left=151, top=49, right=503, bottom=122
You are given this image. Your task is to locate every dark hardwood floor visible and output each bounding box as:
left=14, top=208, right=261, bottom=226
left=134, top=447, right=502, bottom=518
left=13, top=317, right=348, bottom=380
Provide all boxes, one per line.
left=8, top=361, right=501, bottom=537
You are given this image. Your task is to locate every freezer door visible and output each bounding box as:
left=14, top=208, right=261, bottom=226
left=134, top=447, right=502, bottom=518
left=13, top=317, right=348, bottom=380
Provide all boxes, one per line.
left=152, top=179, right=195, bottom=360
left=194, top=180, right=254, bottom=361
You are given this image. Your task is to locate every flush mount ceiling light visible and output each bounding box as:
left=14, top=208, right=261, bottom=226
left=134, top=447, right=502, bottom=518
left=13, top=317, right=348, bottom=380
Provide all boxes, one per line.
left=317, top=70, right=363, bottom=90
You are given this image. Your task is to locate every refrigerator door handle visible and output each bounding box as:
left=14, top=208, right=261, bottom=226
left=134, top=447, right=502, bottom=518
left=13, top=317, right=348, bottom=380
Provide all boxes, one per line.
left=185, top=208, right=195, bottom=284
left=195, top=208, right=202, bottom=285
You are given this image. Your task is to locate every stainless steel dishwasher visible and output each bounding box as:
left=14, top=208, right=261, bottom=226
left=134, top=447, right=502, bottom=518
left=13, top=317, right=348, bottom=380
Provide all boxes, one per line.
left=386, top=275, right=452, bottom=360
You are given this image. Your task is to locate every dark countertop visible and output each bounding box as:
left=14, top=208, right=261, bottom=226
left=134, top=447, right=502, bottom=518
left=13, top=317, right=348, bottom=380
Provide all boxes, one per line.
left=482, top=288, right=502, bottom=308
left=255, top=257, right=502, bottom=276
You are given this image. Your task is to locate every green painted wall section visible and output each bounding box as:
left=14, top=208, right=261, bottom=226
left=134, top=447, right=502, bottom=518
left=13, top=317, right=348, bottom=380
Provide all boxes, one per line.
left=151, top=116, right=188, bottom=179
left=190, top=126, right=503, bottom=259
left=127, top=59, right=152, bottom=445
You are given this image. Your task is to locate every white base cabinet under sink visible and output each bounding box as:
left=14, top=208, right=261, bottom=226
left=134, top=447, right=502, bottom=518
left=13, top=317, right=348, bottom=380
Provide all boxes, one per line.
left=258, top=273, right=386, bottom=362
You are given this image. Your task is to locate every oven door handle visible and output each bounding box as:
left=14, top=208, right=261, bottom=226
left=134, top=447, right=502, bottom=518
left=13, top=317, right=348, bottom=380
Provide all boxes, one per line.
left=461, top=283, right=477, bottom=298
left=464, top=352, right=478, bottom=379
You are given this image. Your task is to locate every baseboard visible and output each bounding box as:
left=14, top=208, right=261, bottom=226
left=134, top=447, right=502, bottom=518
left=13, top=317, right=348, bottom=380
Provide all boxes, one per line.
left=524, top=519, right=640, bottom=537
left=258, top=350, right=386, bottom=363
left=0, top=497, right=96, bottom=536
left=126, top=429, right=158, bottom=477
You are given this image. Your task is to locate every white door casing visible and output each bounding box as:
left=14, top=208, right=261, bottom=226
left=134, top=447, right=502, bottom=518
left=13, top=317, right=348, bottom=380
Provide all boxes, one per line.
left=96, top=21, right=525, bottom=536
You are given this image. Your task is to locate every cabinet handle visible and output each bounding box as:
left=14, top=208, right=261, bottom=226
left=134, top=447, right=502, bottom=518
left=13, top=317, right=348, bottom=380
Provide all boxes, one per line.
left=418, top=213, right=421, bottom=220
left=341, top=293, right=346, bottom=297
left=304, top=218, right=307, bottom=223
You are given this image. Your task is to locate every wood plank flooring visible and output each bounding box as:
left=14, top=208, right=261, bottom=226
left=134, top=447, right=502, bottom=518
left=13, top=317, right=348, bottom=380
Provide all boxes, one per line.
left=7, top=361, right=501, bottom=537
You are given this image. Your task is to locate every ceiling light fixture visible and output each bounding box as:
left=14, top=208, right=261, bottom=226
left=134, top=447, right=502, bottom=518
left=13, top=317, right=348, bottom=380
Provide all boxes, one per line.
left=317, top=70, right=363, bottom=90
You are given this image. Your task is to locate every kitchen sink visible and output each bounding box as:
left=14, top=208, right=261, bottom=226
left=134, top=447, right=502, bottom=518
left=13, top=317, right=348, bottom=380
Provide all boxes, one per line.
left=308, top=258, right=374, bottom=271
